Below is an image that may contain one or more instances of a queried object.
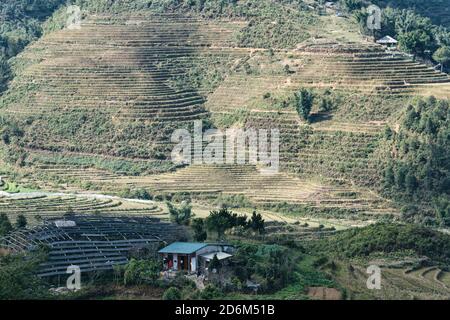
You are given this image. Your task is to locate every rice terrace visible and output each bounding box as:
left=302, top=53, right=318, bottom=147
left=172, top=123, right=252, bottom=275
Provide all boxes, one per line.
left=0, top=0, right=449, bottom=304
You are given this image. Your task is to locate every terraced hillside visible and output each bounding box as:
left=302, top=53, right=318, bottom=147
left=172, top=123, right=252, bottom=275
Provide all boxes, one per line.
left=332, top=263, right=450, bottom=300
left=0, top=193, right=165, bottom=225
left=1, top=13, right=247, bottom=161
left=1, top=5, right=449, bottom=225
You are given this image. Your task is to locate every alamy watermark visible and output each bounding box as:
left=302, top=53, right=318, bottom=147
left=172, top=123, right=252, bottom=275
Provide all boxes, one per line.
left=66, top=265, right=81, bottom=291
left=366, top=4, right=382, bottom=31
left=171, top=120, right=280, bottom=175
left=67, top=5, right=82, bottom=30
left=366, top=265, right=381, bottom=290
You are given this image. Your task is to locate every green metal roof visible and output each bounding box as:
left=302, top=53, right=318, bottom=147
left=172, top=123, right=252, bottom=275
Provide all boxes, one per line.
left=158, top=242, right=208, bottom=254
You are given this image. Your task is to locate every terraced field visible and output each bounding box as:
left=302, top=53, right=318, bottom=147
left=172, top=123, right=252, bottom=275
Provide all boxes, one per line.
left=95, top=164, right=395, bottom=220
left=0, top=193, right=165, bottom=225
left=2, top=13, right=248, bottom=160
left=2, top=11, right=449, bottom=224
left=335, top=264, right=450, bottom=300
left=9, top=13, right=245, bottom=118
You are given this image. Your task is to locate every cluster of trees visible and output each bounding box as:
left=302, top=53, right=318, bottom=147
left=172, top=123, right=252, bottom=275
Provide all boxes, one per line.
left=167, top=202, right=265, bottom=241
left=0, top=213, right=27, bottom=237
left=381, top=98, right=449, bottom=218
left=339, top=0, right=450, bottom=68
left=230, top=243, right=294, bottom=293
left=205, top=208, right=265, bottom=240
left=314, top=222, right=450, bottom=266
left=119, top=188, right=152, bottom=200
left=122, top=258, right=161, bottom=286
left=0, top=0, right=65, bottom=93
left=0, top=249, right=49, bottom=299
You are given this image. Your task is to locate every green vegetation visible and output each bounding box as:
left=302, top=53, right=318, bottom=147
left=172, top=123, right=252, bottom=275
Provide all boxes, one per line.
left=0, top=0, right=65, bottom=93
left=205, top=207, right=263, bottom=240
left=0, top=250, right=50, bottom=300
left=295, top=88, right=315, bottom=122
left=123, top=258, right=162, bottom=286
left=346, top=0, right=450, bottom=61
left=206, top=207, right=246, bottom=240
left=15, top=214, right=27, bottom=229
left=191, top=218, right=208, bottom=242
left=312, top=222, right=450, bottom=266
left=119, top=188, right=152, bottom=200
left=433, top=46, right=450, bottom=72
left=380, top=97, right=449, bottom=223
left=231, top=243, right=295, bottom=293
left=167, top=201, right=193, bottom=226
left=162, top=287, right=182, bottom=300
left=0, top=213, right=13, bottom=237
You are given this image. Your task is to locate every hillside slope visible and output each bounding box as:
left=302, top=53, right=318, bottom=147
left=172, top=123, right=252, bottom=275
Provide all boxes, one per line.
left=1, top=0, right=449, bottom=225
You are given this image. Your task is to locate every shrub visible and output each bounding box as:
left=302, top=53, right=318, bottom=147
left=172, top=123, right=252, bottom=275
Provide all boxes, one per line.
left=199, top=285, right=223, bottom=300
left=15, top=214, right=27, bottom=229
left=167, top=201, right=193, bottom=226
left=163, top=287, right=182, bottom=300
left=123, top=258, right=161, bottom=286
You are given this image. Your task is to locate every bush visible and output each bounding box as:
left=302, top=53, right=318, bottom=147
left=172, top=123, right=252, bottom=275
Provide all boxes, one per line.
left=163, top=287, right=182, bottom=300
left=314, top=223, right=450, bottom=266
left=123, top=258, right=161, bottom=286
left=0, top=251, right=49, bottom=299
left=199, top=285, right=223, bottom=300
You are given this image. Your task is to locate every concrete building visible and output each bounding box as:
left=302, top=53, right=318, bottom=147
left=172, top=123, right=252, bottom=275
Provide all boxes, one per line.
left=159, top=242, right=234, bottom=273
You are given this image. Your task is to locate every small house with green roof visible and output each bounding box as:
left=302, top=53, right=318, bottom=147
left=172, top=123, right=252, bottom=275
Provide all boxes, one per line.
left=158, top=242, right=234, bottom=273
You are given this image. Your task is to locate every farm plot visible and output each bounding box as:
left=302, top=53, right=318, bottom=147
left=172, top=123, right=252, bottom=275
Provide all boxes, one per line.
left=333, top=264, right=450, bottom=300
left=0, top=194, right=164, bottom=225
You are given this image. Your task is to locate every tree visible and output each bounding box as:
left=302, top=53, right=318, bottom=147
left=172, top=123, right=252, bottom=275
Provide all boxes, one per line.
left=248, top=211, right=265, bottom=234
left=0, top=252, right=49, bottom=299
left=295, top=88, right=314, bottom=122
left=339, top=0, right=363, bottom=12
left=191, top=218, right=207, bottom=242
left=384, top=164, right=395, bottom=187
left=433, top=46, right=450, bottom=72
left=206, top=207, right=236, bottom=240
left=0, top=213, right=13, bottom=237
left=398, top=29, right=434, bottom=57
left=405, top=173, right=418, bottom=194
left=15, top=214, right=27, bottom=229
left=0, top=54, right=11, bottom=93
left=433, top=196, right=450, bottom=226
left=208, top=254, right=221, bottom=271
left=167, top=201, right=193, bottom=226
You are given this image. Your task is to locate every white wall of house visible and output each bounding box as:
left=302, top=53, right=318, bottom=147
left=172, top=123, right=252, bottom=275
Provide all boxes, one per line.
left=191, top=257, right=197, bottom=272
left=173, top=253, right=178, bottom=271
